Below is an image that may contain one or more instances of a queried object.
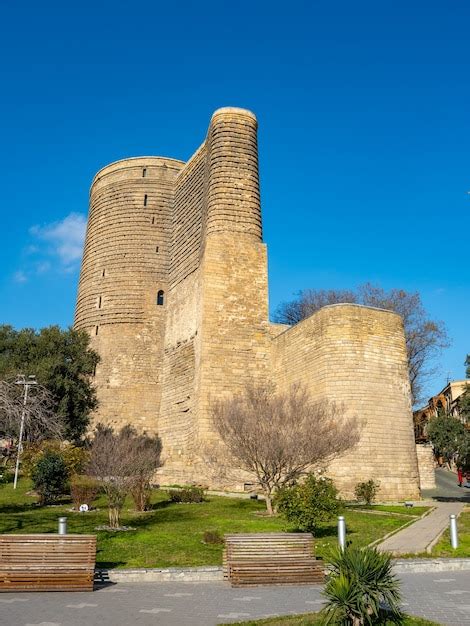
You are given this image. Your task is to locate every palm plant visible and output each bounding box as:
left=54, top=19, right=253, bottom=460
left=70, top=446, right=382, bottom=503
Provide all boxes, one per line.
left=321, top=545, right=403, bottom=625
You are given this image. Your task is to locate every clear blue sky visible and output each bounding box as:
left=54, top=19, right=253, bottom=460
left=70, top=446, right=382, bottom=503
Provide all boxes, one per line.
left=1, top=0, right=469, bottom=399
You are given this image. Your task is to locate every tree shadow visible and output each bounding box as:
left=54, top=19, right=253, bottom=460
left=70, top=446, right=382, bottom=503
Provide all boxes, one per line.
left=314, top=524, right=338, bottom=539
left=95, top=560, right=126, bottom=570
left=0, top=502, right=39, bottom=514
left=434, top=494, right=470, bottom=503
left=148, top=499, right=173, bottom=511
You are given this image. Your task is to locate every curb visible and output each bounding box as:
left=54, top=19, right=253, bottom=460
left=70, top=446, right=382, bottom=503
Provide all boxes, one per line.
left=95, top=559, right=470, bottom=583
left=95, top=566, right=223, bottom=583
left=393, top=558, right=470, bottom=573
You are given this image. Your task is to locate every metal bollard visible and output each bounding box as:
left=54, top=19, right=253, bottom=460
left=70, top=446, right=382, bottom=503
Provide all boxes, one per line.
left=450, top=514, right=459, bottom=549
left=338, top=515, right=346, bottom=551
left=58, top=517, right=67, bottom=535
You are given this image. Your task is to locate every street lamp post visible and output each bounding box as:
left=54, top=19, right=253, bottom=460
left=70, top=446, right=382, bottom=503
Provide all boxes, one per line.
left=13, top=375, right=37, bottom=489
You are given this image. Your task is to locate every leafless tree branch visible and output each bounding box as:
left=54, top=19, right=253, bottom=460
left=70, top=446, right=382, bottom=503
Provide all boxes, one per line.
left=208, top=383, right=360, bottom=514
left=87, top=424, right=163, bottom=528
left=0, top=379, right=64, bottom=442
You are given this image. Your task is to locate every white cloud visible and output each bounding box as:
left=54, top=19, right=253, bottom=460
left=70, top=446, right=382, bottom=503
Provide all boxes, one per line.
left=35, top=261, right=51, bottom=274
left=29, top=213, right=87, bottom=270
left=13, top=270, right=28, bottom=283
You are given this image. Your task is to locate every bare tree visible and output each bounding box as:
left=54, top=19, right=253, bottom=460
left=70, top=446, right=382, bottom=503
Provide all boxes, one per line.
left=274, top=289, right=357, bottom=325
left=88, top=424, right=163, bottom=528
left=274, top=283, right=448, bottom=405
left=0, top=379, right=64, bottom=443
left=210, top=383, right=360, bottom=514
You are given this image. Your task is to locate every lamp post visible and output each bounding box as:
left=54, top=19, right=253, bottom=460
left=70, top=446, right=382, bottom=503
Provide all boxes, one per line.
left=13, top=375, right=37, bottom=489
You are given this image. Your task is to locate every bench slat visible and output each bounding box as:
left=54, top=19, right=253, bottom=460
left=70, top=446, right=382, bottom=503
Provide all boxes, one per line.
left=224, top=533, right=324, bottom=587
left=0, top=535, right=96, bottom=592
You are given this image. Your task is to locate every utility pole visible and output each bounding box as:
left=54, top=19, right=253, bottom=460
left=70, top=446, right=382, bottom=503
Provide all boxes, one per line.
left=13, top=375, right=37, bottom=489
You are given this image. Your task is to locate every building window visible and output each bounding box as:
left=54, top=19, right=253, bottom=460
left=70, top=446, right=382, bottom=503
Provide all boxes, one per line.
left=157, top=290, right=164, bottom=306
left=142, top=168, right=147, bottom=177
left=92, top=363, right=97, bottom=377
left=95, top=326, right=99, bottom=336
left=156, top=246, right=159, bottom=253
left=152, top=216, right=155, bottom=225
left=144, top=194, right=148, bottom=206
left=97, top=296, right=102, bottom=309
left=102, top=269, right=106, bottom=278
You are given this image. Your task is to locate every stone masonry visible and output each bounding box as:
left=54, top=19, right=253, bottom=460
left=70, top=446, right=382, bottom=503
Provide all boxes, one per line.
left=74, top=107, right=420, bottom=500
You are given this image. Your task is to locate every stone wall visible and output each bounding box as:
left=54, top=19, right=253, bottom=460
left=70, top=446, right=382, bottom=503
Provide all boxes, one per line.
left=416, top=443, right=437, bottom=490
left=271, top=304, right=420, bottom=501
left=75, top=108, right=420, bottom=500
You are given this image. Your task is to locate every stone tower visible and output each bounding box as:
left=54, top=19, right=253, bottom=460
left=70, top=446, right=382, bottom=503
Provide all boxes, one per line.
left=75, top=107, right=420, bottom=500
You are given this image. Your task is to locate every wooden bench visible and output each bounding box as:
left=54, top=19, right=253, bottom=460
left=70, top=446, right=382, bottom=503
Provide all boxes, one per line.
left=0, top=534, right=97, bottom=592
left=223, top=533, right=324, bottom=587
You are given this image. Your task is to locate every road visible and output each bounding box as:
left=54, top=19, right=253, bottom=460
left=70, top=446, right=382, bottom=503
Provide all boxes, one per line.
left=1, top=571, right=470, bottom=626
left=422, top=467, right=470, bottom=503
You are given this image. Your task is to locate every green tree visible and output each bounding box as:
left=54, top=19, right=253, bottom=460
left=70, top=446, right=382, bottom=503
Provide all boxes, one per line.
left=0, top=325, right=99, bottom=442
left=427, top=413, right=468, bottom=466
left=31, top=451, right=69, bottom=505
left=460, top=354, right=470, bottom=425
left=275, top=474, right=343, bottom=533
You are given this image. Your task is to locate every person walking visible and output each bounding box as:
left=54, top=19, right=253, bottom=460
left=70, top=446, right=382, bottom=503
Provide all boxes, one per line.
left=457, top=467, right=463, bottom=487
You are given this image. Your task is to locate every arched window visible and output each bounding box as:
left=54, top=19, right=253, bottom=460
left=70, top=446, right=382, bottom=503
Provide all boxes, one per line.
left=157, top=290, right=164, bottom=306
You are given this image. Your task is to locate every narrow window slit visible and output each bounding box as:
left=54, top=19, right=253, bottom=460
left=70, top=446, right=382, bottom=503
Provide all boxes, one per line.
left=142, top=168, right=147, bottom=177
left=144, top=194, right=148, bottom=206
left=156, top=246, right=159, bottom=253
left=98, top=296, right=102, bottom=309
left=152, top=216, right=155, bottom=225
left=95, top=326, right=99, bottom=336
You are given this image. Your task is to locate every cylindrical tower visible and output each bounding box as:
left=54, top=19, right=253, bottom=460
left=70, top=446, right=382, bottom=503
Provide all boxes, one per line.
left=205, top=107, right=262, bottom=239
left=74, top=156, right=184, bottom=432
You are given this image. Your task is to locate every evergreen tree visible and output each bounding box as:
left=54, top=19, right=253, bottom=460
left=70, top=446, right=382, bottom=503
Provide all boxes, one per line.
left=427, top=412, right=468, bottom=466
left=0, top=325, right=99, bottom=442
left=460, top=354, right=470, bottom=424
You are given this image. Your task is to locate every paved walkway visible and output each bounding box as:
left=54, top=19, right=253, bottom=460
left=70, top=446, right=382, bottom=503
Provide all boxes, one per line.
left=378, top=500, right=465, bottom=555
left=1, top=572, right=470, bottom=625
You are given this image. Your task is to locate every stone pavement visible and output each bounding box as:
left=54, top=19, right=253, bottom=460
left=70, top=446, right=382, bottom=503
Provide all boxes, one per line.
left=1, top=572, right=470, bottom=626
left=378, top=500, right=465, bottom=555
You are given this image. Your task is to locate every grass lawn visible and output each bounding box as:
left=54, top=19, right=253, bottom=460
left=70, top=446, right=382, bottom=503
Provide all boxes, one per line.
left=431, top=509, right=470, bottom=558
left=223, top=613, right=438, bottom=625
left=0, top=478, right=427, bottom=569
left=352, top=505, right=430, bottom=517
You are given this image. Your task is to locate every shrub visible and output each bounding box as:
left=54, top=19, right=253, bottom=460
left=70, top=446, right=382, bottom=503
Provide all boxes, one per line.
left=31, top=451, right=69, bottom=505
left=88, top=424, right=163, bottom=528
left=321, top=545, right=403, bottom=624
left=22, top=440, right=89, bottom=478
left=70, top=475, right=100, bottom=510
left=131, top=479, right=152, bottom=512
left=354, top=479, right=380, bottom=505
left=168, top=486, right=206, bottom=503
left=0, top=471, right=12, bottom=487
left=202, top=530, right=224, bottom=545
left=275, top=473, right=342, bottom=533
